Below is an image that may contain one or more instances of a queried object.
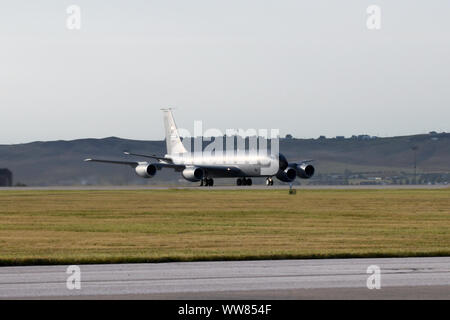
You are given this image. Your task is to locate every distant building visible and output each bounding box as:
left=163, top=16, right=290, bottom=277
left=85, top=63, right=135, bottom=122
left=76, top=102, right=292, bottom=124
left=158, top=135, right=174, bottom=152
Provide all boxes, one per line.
left=0, top=169, right=13, bottom=187
left=318, top=135, right=326, bottom=140
left=335, top=136, right=345, bottom=140
left=356, top=134, right=378, bottom=140
left=285, top=134, right=293, bottom=139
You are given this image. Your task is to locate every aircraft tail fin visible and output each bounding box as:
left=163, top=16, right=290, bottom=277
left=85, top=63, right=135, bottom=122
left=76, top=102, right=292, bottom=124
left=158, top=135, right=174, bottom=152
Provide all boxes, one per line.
left=162, top=108, right=188, bottom=155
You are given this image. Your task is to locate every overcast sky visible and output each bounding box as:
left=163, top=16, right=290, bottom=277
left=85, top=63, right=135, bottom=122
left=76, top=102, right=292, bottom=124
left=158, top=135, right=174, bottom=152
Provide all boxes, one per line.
left=1, top=0, right=449, bottom=144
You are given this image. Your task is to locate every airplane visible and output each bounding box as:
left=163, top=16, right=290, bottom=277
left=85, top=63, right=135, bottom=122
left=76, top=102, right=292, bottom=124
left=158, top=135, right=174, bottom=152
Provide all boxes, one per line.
left=85, top=109, right=315, bottom=186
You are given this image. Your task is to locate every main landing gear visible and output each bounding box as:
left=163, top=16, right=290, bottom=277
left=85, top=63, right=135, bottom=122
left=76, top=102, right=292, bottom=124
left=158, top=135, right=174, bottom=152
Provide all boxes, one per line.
left=200, top=178, right=214, bottom=187
left=236, top=178, right=252, bottom=186
left=265, top=177, right=274, bottom=186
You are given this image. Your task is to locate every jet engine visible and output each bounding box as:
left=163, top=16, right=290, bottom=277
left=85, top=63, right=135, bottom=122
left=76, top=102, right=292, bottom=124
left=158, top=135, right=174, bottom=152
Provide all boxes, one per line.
left=182, top=167, right=204, bottom=182
left=276, top=167, right=297, bottom=182
left=295, top=163, right=315, bottom=179
left=135, top=164, right=157, bottom=178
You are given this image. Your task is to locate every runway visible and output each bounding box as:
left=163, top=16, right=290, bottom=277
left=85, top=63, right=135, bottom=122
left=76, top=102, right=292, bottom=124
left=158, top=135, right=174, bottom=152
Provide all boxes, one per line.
left=0, top=257, right=449, bottom=299
left=1, top=184, right=448, bottom=191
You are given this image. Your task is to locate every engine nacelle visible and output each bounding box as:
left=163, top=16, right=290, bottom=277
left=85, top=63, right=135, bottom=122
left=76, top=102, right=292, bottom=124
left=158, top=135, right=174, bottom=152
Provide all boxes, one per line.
left=135, top=164, right=157, bottom=178
left=276, top=167, right=297, bottom=182
left=182, top=167, right=204, bottom=182
left=296, top=163, right=315, bottom=179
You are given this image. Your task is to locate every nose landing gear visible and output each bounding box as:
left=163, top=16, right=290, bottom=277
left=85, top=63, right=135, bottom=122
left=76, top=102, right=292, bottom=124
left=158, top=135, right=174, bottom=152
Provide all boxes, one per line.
left=265, top=177, right=274, bottom=186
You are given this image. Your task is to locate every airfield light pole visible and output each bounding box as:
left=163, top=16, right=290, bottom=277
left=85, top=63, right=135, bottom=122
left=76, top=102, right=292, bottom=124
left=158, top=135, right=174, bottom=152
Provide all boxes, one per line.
left=411, top=146, right=418, bottom=185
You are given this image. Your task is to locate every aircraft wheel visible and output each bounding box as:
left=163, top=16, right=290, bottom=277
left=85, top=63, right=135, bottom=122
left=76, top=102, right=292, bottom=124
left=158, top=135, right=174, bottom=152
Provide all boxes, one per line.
left=208, top=178, right=214, bottom=187
left=204, top=178, right=209, bottom=186
left=266, top=178, right=271, bottom=186
left=200, top=179, right=204, bottom=186
left=247, top=178, right=252, bottom=186
left=237, top=178, right=242, bottom=186
left=270, top=179, right=274, bottom=186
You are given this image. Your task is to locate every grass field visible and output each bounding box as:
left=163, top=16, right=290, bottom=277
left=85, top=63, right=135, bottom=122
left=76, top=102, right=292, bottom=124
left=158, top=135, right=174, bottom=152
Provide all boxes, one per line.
left=0, top=188, right=449, bottom=266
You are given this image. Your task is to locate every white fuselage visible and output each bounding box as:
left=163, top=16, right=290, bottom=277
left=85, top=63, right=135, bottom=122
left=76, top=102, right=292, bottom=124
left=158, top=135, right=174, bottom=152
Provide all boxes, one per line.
left=168, top=152, right=280, bottom=177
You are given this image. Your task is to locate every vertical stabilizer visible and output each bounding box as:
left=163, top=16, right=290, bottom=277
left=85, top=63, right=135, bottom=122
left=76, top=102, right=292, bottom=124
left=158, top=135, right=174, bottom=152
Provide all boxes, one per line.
left=162, top=109, right=188, bottom=155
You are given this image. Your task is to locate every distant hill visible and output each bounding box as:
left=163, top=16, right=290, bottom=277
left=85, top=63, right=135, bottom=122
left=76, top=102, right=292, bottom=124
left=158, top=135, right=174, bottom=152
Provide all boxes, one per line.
left=0, top=133, right=449, bottom=186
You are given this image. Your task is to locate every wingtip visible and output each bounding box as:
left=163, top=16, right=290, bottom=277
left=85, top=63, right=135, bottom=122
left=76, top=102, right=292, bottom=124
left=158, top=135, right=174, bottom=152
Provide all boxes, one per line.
left=123, top=151, right=130, bottom=155
left=84, top=158, right=92, bottom=162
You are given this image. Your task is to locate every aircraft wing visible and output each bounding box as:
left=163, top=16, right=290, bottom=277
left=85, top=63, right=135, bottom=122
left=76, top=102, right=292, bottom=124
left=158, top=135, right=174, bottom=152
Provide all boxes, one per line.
left=84, top=159, right=142, bottom=168
left=293, top=159, right=315, bottom=164
left=123, top=151, right=173, bottom=163
left=84, top=158, right=185, bottom=170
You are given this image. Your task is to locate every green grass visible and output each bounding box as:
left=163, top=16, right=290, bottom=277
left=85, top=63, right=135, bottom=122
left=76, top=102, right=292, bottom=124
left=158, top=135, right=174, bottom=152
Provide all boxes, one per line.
left=0, top=188, right=449, bottom=266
